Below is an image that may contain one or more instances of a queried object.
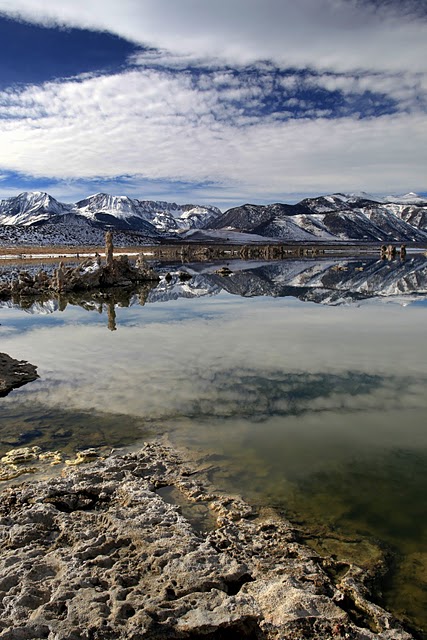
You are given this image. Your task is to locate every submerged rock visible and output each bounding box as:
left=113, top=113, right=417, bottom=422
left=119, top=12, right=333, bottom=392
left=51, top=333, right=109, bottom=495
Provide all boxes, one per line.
left=0, top=442, right=414, bottom=639
left=0, top=446, right=65, bottom=482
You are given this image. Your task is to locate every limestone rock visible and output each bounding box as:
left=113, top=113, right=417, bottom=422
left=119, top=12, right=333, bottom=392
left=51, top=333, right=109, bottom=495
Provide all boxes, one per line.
left=0, top=443, right=415, bottom=639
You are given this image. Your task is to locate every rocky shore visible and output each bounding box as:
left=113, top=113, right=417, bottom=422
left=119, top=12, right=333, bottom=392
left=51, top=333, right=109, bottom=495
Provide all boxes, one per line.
left=0, top=353, right=38, bottom=398
left=0, top=441, right=414, bottom=640
left=0, top=232, right=159, bottom=301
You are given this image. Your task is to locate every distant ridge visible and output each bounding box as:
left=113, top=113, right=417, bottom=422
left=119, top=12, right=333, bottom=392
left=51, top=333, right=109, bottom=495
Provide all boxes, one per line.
left=206, top=192, right=427, bottom=242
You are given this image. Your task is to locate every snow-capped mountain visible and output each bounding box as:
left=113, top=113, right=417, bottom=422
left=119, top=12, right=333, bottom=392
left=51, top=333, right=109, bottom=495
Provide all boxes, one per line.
left=75, top=193, right=221, bottom=233
left=0, top=191, right=72, bottom=226
left=383, top=192, right=427, bottom=206
left=73, top=193, right=160, bottom=236
left=207, top=193, right=427, bottom=242
left=0, top=191, right=221, bottom=238
left=1, top=190, right=427, bottom=244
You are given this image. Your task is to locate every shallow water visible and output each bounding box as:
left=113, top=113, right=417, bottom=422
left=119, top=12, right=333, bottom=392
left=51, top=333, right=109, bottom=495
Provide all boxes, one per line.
left=0, top=256, right=426, bottom=634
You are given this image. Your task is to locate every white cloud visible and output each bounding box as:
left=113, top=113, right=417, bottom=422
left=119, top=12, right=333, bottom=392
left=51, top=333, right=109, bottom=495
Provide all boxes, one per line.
left=305, top=71, right=427, bottom=112
left=0, top=69, right=425, bottom=200
left=0, top=0, right=426, bottom=75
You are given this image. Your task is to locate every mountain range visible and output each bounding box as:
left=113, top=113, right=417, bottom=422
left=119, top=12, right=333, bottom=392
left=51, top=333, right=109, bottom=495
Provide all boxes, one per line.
left=0, top=190, right=426, bottom=245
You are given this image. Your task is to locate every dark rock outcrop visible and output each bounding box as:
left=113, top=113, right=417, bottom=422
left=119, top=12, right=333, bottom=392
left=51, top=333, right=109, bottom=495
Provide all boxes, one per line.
left=0, top=353, right=39, bottom=397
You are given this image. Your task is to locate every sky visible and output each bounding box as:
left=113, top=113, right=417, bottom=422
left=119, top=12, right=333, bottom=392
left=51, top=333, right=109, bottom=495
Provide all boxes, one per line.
left=0, top=0, right=426, bottom=209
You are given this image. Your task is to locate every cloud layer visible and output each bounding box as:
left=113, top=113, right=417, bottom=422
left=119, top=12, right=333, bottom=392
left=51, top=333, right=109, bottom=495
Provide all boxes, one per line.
left=0, top=0, right=425, bottom=203
left=1, top=0, right=426, bottom=73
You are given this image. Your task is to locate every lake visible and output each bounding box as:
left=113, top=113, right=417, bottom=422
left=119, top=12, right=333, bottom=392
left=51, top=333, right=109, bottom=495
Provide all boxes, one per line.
left=0, top=254, right=426, bottom=635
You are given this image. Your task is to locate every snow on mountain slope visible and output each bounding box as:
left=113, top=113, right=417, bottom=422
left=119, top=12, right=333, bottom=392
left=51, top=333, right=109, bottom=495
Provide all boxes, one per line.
left=208, top=195, right=427, bottom=242
left=0, top=192, right=72, bottom=226
left=74, top=193, right=160, bottom=236
left=207, top=203, right=278, bottom=232
left=252, top=215, right=319, bottom=241
left=1, top=190, right=427, bottom=243
left=178, top=205, right=222, bottom=229
left=75, top=194, right=221, bottom=231
left=291, top=215, right=338, bottom=240
left=0, top=191, right=222, bottom=238
left=0, top=217, right=160, bottom=247
left=383, top=192, right=427, bottom=205
left=75, top=193, right=137, bottom=220
left=379, top=203, right=427, bottom=232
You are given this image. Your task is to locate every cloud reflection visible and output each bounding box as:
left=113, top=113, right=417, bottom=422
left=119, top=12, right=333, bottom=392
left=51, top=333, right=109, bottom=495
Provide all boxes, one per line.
left=0, top=296, right=426, bottom=428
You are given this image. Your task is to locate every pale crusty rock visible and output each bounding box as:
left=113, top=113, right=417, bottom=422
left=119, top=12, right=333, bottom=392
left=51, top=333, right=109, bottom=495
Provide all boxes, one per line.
left=0, top=442, right=414, bottom=639
left=0, top=447, right=103, bottom=482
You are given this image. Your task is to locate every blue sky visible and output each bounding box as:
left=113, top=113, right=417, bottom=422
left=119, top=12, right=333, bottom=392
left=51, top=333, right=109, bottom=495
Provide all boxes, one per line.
left=0, top=0, right=426, bottom=209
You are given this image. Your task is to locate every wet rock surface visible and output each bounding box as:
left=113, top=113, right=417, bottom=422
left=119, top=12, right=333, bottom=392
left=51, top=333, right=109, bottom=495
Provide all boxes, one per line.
left=0, top=442, right=414, bottom=639
left=0, top=352, right=39, bottom=397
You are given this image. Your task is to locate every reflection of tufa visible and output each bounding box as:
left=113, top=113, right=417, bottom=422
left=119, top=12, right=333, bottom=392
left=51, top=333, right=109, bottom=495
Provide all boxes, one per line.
left=380, top=244, right=406, bottom=261
left=105, top=230, right=114, bottom=267
left=107, top=300, right=117, bottom=332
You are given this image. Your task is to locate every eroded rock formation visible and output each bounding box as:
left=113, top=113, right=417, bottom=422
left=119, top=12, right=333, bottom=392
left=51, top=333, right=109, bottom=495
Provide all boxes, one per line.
left=0, top=234, right=160, bottom=301
left=0, top=442, right=413, bottom=639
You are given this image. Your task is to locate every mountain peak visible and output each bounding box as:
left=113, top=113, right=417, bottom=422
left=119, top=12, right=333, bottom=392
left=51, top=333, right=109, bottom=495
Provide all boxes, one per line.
left=384, top=192, right=426, bottom=205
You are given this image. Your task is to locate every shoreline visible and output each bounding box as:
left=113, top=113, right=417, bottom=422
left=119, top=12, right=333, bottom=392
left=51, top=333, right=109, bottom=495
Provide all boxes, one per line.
left=0, top=440, right=416, bottom=639
left=1, top=240, right=425, bottom=265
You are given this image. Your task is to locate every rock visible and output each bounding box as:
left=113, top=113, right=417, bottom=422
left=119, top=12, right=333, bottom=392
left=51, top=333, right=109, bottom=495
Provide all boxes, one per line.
left=39, top=451, right=63, bottom=465
left=0, top=442, right=414, bottom=639
left=65, top=449, right=102, bottom=466
left=0, top=446, right=53, bottom=482
left=1, top=446, right=41, bottom=466
left=0, top=352, right=39, bottom=397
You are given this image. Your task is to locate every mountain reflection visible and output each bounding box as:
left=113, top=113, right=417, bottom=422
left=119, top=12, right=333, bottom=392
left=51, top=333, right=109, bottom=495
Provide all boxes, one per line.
left=180, top=254, right=427, bottom=306
left=1, top=255, right=426, bottom=327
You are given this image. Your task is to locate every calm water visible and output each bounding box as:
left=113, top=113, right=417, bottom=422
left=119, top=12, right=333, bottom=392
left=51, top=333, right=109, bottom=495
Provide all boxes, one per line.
left=0, top=256, right=426, bottom=634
